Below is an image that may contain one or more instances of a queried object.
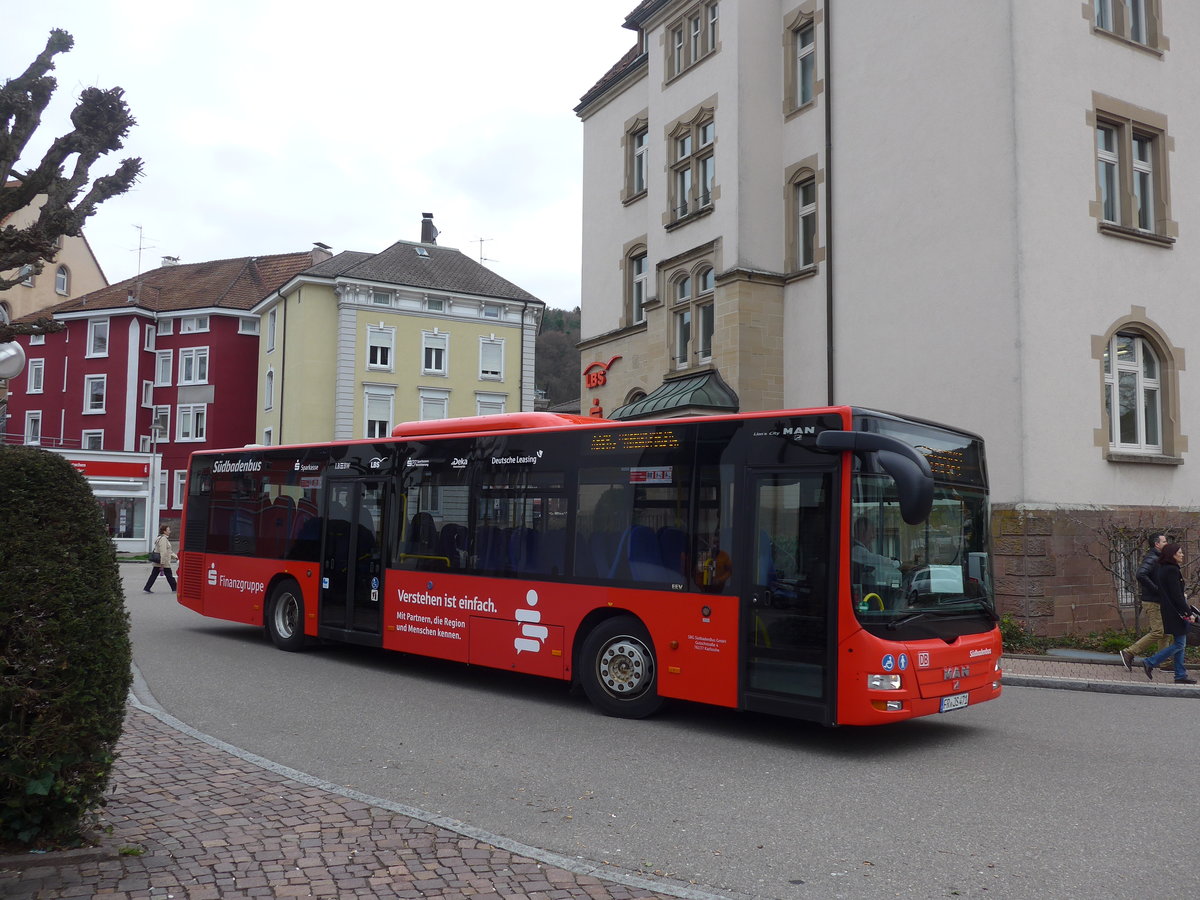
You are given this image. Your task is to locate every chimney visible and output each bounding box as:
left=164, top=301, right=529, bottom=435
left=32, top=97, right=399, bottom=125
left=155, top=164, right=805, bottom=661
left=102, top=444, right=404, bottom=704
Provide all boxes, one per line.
left=311, top=241, right=333, bottom=264
left=161, top=255, right=179, bottom=267
left=420, top=213, right=438, bottom=245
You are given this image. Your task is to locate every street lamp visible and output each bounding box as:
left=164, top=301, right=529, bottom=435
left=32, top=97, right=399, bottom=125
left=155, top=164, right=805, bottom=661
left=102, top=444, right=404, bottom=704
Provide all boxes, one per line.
left=148, top=422, right=165, bottom=554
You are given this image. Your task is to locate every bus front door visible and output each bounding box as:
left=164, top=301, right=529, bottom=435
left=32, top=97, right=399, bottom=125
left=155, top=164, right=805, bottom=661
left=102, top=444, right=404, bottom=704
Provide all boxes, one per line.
left=319, top=479, right=385, bottom=642
left=742, top=469, right=835, bottom=723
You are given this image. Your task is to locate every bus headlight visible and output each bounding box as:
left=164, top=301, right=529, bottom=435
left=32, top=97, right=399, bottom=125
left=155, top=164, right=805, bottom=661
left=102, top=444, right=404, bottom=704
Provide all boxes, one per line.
left=867, top=673, right=902, bottom=690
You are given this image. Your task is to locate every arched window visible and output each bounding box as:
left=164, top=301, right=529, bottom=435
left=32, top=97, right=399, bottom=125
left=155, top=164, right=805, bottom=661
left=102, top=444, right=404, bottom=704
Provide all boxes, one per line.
left=55, top=265, right=70, bottom=295
left=1104, top=332, right=1161, bottom=452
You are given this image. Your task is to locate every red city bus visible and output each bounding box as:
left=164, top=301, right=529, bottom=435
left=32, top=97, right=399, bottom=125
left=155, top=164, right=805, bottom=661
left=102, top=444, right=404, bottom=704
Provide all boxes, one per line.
left=177, top=407, right=1001, bottom=726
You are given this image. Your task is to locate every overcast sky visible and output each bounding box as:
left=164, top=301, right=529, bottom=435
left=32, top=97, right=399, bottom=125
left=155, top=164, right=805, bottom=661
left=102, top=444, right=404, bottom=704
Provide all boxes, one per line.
left=8, top=1, right=640, bottom=309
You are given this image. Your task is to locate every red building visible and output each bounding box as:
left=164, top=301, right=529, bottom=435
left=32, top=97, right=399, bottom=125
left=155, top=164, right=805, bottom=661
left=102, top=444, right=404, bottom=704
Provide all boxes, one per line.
left=2, top=250, right=325, bottom=547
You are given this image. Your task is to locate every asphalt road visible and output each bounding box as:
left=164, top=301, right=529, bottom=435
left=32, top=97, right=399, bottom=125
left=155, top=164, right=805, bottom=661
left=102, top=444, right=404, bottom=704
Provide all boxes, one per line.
left=125, top=564, right=1199, bottom=899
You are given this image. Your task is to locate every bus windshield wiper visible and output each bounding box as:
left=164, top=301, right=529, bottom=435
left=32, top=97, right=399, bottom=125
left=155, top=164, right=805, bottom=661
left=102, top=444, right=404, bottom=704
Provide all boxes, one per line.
left=886, top=605, right=992, bottom=630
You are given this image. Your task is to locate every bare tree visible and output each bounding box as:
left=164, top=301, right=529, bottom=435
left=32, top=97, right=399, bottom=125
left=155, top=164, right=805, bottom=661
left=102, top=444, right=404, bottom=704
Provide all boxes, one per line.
left=1065, top=506, right=1200, bottom=630
left=0, top=29, right=143, bottom=292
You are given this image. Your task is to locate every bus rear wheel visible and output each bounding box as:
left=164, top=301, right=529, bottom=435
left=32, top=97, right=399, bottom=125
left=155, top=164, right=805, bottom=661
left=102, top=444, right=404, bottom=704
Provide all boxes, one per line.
left=580, top=616, right=663, bottom=718
left=266, top=580, right=306, bottom=651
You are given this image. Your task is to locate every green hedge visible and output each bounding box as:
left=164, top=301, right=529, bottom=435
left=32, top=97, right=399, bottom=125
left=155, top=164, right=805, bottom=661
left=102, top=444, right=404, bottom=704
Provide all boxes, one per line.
left=0, top=446, right=132, bottom=848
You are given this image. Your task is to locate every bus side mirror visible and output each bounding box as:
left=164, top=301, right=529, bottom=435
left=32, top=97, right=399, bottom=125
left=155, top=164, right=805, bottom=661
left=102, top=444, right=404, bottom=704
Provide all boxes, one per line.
left=816, top=430, right=934, bottom=525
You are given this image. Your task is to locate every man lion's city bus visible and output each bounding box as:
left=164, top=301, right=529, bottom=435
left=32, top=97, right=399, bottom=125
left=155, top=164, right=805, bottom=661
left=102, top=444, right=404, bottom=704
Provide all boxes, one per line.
left=178, top=407, right=1001, bottom=726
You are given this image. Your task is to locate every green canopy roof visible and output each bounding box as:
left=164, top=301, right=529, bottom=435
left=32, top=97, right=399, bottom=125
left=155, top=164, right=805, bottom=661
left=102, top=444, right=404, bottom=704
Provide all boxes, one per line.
left=609, top=370, right=739, bottom=420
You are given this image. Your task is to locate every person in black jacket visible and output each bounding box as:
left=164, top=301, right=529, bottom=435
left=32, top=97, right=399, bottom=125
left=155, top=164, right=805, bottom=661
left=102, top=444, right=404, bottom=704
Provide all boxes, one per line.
left=1140, top=542, right=1197, bottom=684
left=1119, top=532, right=1169, bottom=671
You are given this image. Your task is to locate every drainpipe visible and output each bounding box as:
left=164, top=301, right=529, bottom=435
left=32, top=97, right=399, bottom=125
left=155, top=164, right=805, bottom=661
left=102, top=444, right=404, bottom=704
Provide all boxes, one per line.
left=824, top=1, right=835, bottom=406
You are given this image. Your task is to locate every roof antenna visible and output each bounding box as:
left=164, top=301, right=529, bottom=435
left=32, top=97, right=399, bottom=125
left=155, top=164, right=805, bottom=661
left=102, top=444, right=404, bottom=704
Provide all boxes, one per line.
left=475, top=237, right=496, bottom=264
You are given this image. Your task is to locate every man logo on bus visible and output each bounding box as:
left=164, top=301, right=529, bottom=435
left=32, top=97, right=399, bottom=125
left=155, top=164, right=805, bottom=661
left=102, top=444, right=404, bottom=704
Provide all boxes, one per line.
left=514, top=589, right=548, bottom=654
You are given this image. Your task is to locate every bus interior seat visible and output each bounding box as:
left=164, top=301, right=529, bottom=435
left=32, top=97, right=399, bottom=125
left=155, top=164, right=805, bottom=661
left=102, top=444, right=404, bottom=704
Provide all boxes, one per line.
left=437, top=523, right=468, bottom=569
left=408, top=511, right=438, bottom=556
left=627, top=525, right=665, bottom=581
left=657, top=527, right=689, bottom=578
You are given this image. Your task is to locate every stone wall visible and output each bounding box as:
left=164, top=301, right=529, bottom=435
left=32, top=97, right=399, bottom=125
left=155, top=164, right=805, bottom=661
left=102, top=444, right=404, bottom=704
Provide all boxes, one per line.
left=992, top=504, right=1200, bottom=636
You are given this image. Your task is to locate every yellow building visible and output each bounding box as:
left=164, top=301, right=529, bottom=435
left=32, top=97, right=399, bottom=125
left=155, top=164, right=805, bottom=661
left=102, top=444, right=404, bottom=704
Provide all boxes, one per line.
left=254, top=225, right=544, bottom=445
left=0, top=188, right=108, bottom=325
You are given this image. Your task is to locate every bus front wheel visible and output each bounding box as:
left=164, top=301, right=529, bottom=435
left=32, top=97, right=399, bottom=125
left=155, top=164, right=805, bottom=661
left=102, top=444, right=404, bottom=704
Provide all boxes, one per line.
left=580, top=616, right=663, bottom=719
left=266, top=580, right=307, bottom=651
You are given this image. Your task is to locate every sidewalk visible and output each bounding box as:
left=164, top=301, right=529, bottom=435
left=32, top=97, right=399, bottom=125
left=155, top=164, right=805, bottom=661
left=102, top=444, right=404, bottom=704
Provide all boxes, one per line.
left=0, top=700, right=700, bottom=900
left=2, top=654, right=1195, bottom=900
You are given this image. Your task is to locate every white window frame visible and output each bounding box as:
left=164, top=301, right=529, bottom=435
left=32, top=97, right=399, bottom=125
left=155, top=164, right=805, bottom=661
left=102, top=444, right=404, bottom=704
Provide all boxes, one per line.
left=364, top=387, right=395, bottom=439
left=425, top=296, right=446, bottom=312
left=153, top=406, right=171, bottom=443
left=29, top=333, right=44, bottom=346
left=475, top=392, right=507, bottom=416
left=155, top=350, right=173, bottom=386
left=419, top=388, right=450, bottom=421
left=262, top=427, right=273, bottom=446
left=795, top=22, right=816, bottom=107
left=238, top=317, right=259, bottom=335
left=479, top=338, right=504, bottom=381
left=178, top=347, right=209, bottom=385
left=87, top=319, right=110, bottom=358
left=84, top=374, right=107, bottom=414
left=674, top=308, right=692, bottom=369
left=370, top=289, right=392, bottom=307
left=141, top=380, right=154, bottom=408
left=1097, top=124, right=1120, bottom=224
left=264, top=369, right=274, bottom=410
left=177, top=404, right=208, bottom=442
left=158, top=471, right=169, bottom=509
left=797, top=178, right=818, bottom=268
left=423, top=331, right=448, bottom=375
left=1104, top=333, right=1162, bottom=454
left=632, top=127, right=648, bottom=195
left=24, top=410, right=41, bottom=445
left=173, top=471, right=187, bottom=509
left=157, top=318, right=174, bottom=336
left=267, top=308, right=277, bottom=352
left=27, top=359, right=44, bottom=393
left=630, top=251, right=648, bottom=324
left=55, top=265, right=69, bottom=295
left=367, top=326, right=394, bottom=371
left=81, top=429, right=104, bottom=450
left=481, top=304, right=501, bottom=320
left=179, top=315, right=209, bottom=334
left=144, top=325, right=156, bottom=351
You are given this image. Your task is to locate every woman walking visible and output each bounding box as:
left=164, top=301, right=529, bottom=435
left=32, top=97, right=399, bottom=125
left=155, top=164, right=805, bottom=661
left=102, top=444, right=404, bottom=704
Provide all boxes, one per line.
left=143, top=524, right=178, bottom=593
left=1141, top=542, right=1197, bottom=683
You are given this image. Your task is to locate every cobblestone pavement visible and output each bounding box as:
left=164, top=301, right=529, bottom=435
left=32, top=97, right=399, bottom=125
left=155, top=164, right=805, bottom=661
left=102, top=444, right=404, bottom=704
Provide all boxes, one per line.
left=0, top=705, right=703, bottom=900
left=3, top=653, right=1194, bottom=900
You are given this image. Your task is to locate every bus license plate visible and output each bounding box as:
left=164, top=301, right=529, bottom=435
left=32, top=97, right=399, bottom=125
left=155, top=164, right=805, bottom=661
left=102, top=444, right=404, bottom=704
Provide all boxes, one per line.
left=940, top=692, right=969, bottom=713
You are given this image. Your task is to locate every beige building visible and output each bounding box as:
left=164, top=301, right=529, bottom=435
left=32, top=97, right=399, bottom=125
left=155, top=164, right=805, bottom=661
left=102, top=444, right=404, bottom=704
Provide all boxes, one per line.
left=255, top=219, right=545, bottom=446
left=576, top=1, right=1200, bottom=634
left=0, top=189, right=108, bottom=325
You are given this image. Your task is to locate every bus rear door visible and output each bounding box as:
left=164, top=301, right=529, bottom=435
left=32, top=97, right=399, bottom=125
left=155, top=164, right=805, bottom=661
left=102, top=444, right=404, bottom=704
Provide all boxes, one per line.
left=741, top=468, right=837, bottom=724
left=319, top=478, right=386, bottom=643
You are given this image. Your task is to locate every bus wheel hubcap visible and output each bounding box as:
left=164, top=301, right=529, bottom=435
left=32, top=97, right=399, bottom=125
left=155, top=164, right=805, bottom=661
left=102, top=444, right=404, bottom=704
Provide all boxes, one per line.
left=276, top=596, right=298, bottom=636
left=599, top=638, right=650, bottom=696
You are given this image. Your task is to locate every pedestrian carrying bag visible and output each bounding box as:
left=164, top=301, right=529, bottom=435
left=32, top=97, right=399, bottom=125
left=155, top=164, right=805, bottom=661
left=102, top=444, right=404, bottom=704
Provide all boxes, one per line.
left=148, top=551, right=161, bottom=564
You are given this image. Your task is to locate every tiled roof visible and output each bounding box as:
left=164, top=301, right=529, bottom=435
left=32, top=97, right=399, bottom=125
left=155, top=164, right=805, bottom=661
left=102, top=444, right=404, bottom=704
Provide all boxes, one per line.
left=315, top=241, right=541, bottom=303
left=16, top=251, right=316, bottom=321
left=576, top=44, right=645, bottom=112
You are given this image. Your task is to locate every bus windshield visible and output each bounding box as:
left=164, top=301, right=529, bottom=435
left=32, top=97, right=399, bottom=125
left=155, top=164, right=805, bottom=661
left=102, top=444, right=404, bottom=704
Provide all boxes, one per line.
left=849, top=473, right=994, bottom=635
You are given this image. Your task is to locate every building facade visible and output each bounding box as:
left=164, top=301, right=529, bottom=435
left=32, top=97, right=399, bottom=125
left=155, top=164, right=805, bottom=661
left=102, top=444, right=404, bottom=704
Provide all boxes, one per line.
left=576, top=0, right=1199, bottom=633
left=0, top=187, right=109, bottom=326
left=2, top=251, right=320, bottom=548
left=254, top=222, right=545, bottom=446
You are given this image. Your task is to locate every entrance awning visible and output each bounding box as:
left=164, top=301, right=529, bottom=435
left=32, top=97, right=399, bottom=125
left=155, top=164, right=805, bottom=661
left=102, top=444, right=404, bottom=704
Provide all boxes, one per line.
left=609, top=370, right=739, bottom=420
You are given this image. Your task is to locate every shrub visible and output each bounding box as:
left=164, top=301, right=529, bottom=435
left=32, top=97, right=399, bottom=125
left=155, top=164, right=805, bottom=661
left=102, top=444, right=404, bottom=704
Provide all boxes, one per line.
left=0, top=446, right=131, bottom=848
